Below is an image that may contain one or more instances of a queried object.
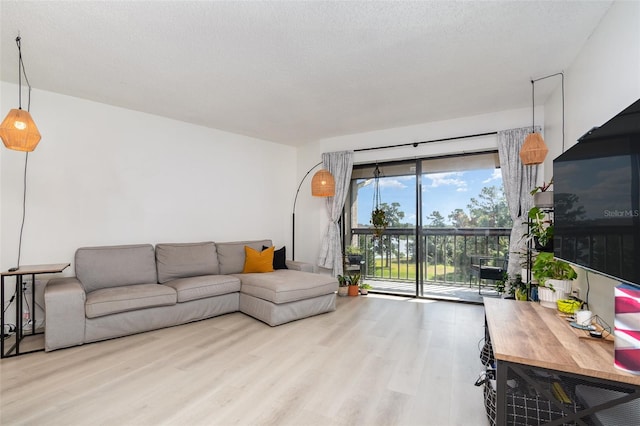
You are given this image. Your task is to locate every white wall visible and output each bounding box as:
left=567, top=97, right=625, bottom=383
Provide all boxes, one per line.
left=1, top=85, right=297, bottom=277
left=542, top=0, right=640, bottom=325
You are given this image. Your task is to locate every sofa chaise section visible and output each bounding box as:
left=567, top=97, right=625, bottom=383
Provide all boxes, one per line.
left=215, top=240, right=338, bottom=326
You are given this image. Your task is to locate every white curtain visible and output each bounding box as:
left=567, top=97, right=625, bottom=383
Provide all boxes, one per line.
left=317, top=151, right=354, bottom=276
left=498, top=127, right=540, bottom=278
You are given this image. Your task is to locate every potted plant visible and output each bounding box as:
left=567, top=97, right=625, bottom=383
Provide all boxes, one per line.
left=508, top=273, right=528, bottom=301
left=523, top=206, right=554, bottom=252
left=348, top=272, right=360, bottom=296
left=359, top=283, right=372, bottom=295
left=370, top=165, right=389, bottom=238
left=345, top=245, right=363, bottom=265
left=531, top=178, right=553, bottom=208
left=495, top=271, right=508, bottom=295
left=337, top=275, right=349, bottom=297
left=371, top=208, right=389, bottom=238
left=531, top=252, right=577, bottom=308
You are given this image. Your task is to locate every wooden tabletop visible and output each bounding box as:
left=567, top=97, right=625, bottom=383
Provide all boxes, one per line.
left=484, top=297, right=640, bottom=387
left=1, top=263, right=70, bottom=276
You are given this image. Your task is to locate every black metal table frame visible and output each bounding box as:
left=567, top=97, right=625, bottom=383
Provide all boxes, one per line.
left=1, top=271, right=43, bottom=358
left=485, top=315, right=640, bottom=426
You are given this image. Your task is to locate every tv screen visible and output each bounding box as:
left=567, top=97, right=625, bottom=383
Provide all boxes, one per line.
left=553, top=99, right=640, bottom=286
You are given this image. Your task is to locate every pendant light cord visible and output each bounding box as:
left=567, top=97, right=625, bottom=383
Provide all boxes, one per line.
left=532, top=72, right=565, bottom=152
left=531, top=80, right=535, bottom=132
left=10, top=35, right=33, bottom=272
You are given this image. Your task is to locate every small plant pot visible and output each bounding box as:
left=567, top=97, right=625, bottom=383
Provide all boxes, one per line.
left=348, top=285, right=359, bottom=297
left=360, top=288, right=369, bottom=295
left=538, top=286, right=569, bottom=309
left=534, top=237, right=554, bottom=252
left=338, top=287, right=349, bottom=297
left=534, top=191, right=553, bottom=208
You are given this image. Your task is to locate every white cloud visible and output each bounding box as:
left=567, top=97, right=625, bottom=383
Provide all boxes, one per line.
left=456, top=187, right=468, bottom=192
left=379, top=179, right=407, bottom=189
left=483, top=169, right=502, bottom=183
left=426, top=172, right=467, bottom=190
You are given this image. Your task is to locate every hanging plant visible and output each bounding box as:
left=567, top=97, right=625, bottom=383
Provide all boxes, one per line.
left=370, top=165, right=389, bottom=237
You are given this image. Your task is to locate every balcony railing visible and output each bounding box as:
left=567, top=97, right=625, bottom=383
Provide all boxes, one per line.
left=349, top=227, right=511, bottom=286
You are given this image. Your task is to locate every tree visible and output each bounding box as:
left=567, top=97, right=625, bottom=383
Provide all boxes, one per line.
left=467, top=186, right=511, bottom=227
left=378, top=202, right=405, bottom=226
left=426, top=210, right=446, bottom=227
left=448, top=208, right=471, bottom=227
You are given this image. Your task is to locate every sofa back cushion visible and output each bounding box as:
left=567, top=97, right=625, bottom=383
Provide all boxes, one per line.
left=76, top=244, right=158, bottom=293
left=216, top=239, right=272, bottom=274
left=155, top=241, right=219, bottom=284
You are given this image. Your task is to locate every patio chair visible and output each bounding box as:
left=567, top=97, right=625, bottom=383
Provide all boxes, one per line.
left=469, top=254, right=507, bottom=295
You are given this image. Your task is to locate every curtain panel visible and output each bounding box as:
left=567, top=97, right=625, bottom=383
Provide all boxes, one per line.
left=497, top=127, right=540, bottom=278
left=317, top=151, right=354, bottom=276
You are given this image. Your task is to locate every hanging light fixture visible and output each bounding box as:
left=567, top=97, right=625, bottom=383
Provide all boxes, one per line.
left=311, top=169, right=335, bottom=197
left=291, top=163, right=335, bottom=260
left=519, top=79, right=548, bottom=165
left=0, top=36, right=41, bottom=152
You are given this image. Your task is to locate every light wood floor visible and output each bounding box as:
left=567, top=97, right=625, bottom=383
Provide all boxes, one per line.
left=0, top=295, right=489, bottom=426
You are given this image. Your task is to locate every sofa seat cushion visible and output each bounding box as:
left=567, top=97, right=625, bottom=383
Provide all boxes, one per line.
left=85, top=284, right=177, bottom=319
left=164, top=275, right=241, bottom=303
left=234, top=270, right=338, bottom=304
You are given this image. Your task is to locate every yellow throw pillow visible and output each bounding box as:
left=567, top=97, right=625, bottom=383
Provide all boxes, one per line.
left=242, top=246, right=274, bottom=273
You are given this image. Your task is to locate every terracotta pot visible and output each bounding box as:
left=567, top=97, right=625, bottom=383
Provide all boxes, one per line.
left=348, top=285, right=359, bottom=296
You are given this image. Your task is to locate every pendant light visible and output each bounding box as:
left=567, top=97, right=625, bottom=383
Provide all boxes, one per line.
left=311, top=169, right=335, bottom=197
left=519, top=79, right=548, bottom=165
left=0, top=36, right=41, bottom=152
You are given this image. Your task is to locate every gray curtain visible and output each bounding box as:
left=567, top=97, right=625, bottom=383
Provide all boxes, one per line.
left=317, top=151, right=354, bottom=276
left=498, top=127, right=540, bottom=278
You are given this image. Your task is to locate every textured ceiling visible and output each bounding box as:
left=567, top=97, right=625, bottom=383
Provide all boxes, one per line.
left=0, top=1, right=612, bottom=146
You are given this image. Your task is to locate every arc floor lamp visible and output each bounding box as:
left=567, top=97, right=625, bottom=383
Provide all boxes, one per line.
left=292, top=162, right=335, bottom=260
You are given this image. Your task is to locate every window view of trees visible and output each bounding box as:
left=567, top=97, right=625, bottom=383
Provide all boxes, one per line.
left=347, top=159, right=512, bottom=291
left=425, top=185, right=511, bottom=228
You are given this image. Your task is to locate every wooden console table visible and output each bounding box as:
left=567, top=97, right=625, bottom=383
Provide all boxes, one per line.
left=1, top=263, right=70, bottom=358
left=484, top=298, right=640, bottom=425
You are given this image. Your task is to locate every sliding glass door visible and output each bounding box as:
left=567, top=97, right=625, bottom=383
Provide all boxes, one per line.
left=345, top=152, right=511, bottom=301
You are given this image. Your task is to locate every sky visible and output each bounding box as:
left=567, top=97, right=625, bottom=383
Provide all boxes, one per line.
left=355, top=168, right=503, bottom=226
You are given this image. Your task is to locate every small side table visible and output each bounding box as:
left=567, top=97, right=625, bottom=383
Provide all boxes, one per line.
left=1, top=263, right=70, bottom=358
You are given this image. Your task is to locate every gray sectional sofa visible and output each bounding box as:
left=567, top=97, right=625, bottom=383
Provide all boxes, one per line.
left=44, top=239, right=338, bottom=352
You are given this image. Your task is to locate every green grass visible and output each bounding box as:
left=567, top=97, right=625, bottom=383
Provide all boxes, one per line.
left=368, top=259, right=465, bottom=282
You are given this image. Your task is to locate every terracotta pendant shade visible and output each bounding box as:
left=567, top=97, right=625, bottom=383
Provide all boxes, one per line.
left=311, top=169, right=335, bottom=197
left=519, top=132, right=548, bottom=165
left=0, top=108, right=41, bottom=152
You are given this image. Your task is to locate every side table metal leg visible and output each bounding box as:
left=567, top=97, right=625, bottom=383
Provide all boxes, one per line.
left=1, top=276, right=5, bottom=357
left=496, top=360, right=507, bottom=426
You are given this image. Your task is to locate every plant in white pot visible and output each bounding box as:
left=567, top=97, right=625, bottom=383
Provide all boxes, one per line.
left=531, top=252, right=577, bottom=308
left=531, top=178, right=553, bottom=208
left=359, top=283, right=372, bottom=295
left=337, top=275, right=350, bottom=297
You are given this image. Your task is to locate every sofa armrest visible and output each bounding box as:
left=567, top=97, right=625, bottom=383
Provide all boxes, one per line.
left=44, top=277, right=86, bottom=351
left=285, top=260, right=314, bottom=273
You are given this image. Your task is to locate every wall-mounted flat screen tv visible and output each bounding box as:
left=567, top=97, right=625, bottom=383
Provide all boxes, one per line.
left=553, top=98, right=640, bottom=286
